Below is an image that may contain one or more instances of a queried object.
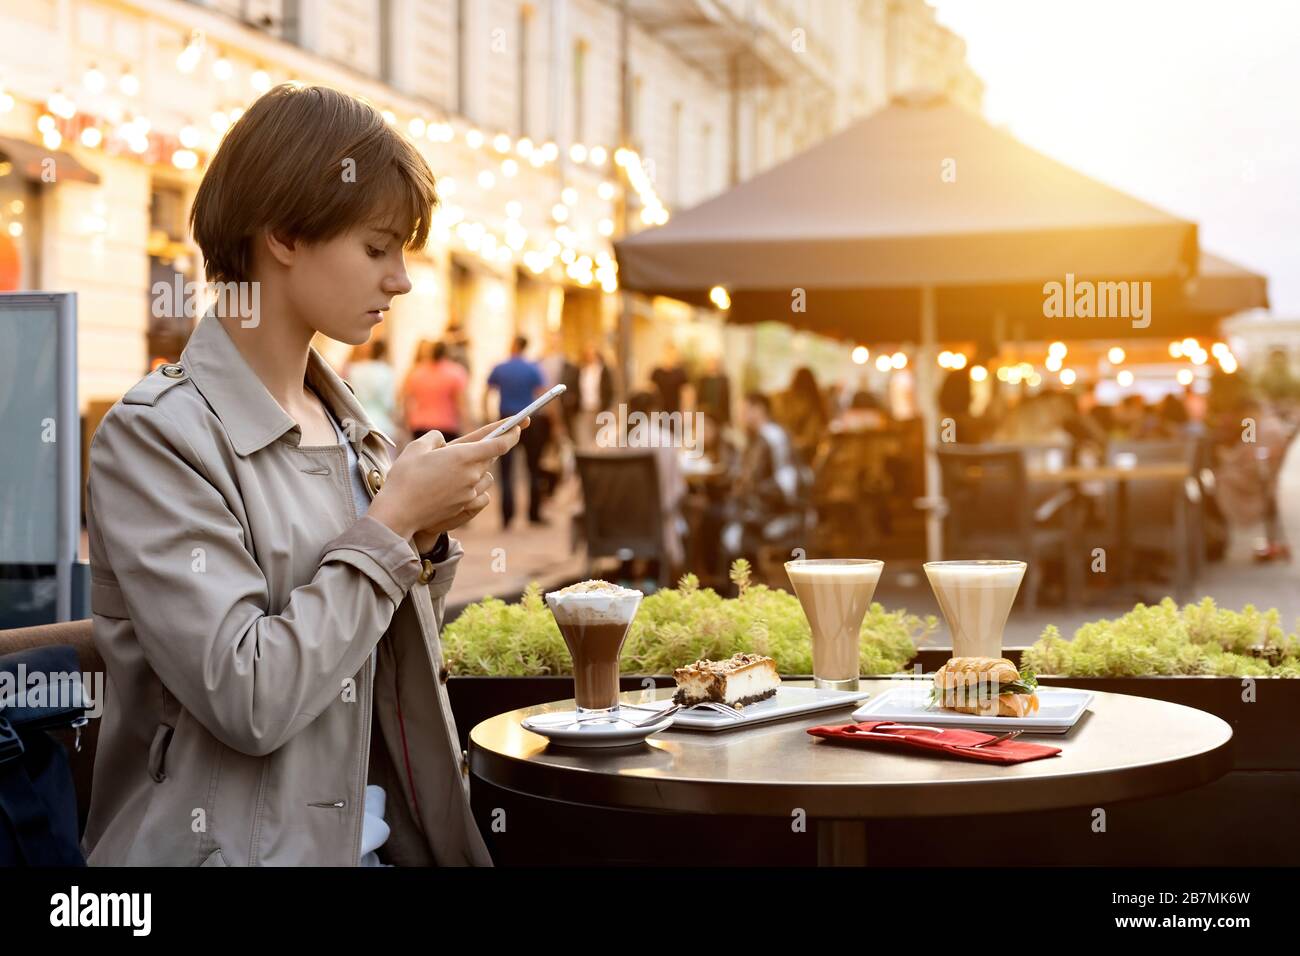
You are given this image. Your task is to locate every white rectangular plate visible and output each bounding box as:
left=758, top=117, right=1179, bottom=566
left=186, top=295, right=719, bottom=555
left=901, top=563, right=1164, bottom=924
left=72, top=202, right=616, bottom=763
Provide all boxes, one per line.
left=850, top=685, right=1093, bottom=734
left=628, top=686, right=872, bottom=732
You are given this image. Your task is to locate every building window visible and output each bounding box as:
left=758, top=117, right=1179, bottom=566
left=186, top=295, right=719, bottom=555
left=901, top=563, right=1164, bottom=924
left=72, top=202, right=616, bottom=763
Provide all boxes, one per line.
left=518, top=4, right=534, bottom=137
left=670, top=101, right=683, bottom=205
left=572, top=39, right=587, bottom=144
left=457, top=0, right=470, bottom=117
left=379, top=0, right=396, bottom=86
left=629, top=74, right=643, bottom=153
left=701, top=121, right=713, bottom=196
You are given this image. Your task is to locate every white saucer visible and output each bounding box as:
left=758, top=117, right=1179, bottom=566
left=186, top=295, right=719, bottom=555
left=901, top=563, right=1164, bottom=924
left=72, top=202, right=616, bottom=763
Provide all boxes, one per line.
left=520, top=709, right=676, bottom=748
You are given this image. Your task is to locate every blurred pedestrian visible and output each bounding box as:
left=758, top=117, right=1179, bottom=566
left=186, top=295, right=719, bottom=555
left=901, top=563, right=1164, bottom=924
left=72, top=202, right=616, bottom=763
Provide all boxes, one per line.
left=345, top=338, right=398, bottom=438
left=695, top=353, right=731, bottom=428
left=778, top=366, right=829, bottom=467
left=573, top=341, right=614, bottom=450
left=486, top=335, right=547, bottom=526
left=650, top=343, right=690, bottom=413
left=404, top=339, right=469, bottom=441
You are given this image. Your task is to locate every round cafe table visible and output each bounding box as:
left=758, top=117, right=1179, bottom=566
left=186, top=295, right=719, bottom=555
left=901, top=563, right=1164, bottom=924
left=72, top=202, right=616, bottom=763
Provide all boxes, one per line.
left=468, top=679, right=1233, bottom=865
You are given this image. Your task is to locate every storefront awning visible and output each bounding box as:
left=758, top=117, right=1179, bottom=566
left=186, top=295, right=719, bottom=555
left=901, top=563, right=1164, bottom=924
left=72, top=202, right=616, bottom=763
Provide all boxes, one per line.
left=0, top=135, right=100, bottom=185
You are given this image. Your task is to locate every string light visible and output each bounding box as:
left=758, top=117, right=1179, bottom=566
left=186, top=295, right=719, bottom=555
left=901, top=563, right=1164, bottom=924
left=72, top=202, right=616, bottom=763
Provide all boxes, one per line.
left=709, top=286, right=730, bottom=310
left=16, top=60, right=643, bottom=286
left=1060, top=368, right=1077, bottom=386
left=177, top=32, right=204, bottom=74
left=875, top=354, right=892, bottom=372
left=970, top=365, right=988, bottom=382
left=1117, top=369, right=1134, bottom=387
left=83, top=67, right=106, bottom=94
left=1108, top=346, right=1125, bottom=364
left=852, top=346, right=869, bottom=365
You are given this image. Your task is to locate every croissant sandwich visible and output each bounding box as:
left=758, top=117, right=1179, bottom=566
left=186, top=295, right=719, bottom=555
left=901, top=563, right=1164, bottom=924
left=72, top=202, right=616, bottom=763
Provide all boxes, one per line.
left=930, top=657, right=1040, bottom=718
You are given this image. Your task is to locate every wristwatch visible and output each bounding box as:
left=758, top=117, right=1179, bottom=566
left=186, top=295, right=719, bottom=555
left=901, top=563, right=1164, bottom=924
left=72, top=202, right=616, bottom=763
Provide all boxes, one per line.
left=420, top=532, right=450, bottom=564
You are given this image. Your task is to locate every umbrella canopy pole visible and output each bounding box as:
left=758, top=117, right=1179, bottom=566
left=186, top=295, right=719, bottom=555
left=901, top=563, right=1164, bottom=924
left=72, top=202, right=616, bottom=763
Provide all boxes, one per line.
left=917, top=285, right=943, bottom=561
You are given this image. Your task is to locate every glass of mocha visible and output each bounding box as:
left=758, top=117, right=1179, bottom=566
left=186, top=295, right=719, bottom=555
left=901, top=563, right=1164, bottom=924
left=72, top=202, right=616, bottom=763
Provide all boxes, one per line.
left=545, top=580, right=644, bottom=717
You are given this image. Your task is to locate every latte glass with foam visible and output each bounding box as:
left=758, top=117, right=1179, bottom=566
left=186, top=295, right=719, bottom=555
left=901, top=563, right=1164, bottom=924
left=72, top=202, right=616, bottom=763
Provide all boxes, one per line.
left=923, top=560, right=1026, bottom=660
left=784, top=559, right=884, bottom=691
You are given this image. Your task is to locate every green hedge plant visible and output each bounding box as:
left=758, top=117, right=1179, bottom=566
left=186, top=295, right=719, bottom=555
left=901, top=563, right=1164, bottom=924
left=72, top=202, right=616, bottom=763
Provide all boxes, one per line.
left=1023, top=598, right=1300, bottom=678
left=442, top=559, right=934, bottom=677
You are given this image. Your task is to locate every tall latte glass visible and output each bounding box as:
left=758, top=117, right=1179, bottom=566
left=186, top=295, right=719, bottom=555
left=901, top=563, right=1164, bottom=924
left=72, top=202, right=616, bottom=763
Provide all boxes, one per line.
left=545, top=580, right=643, bottom=716
left=785, top=559, right=884, bottom=691
left=923, top=560, right=1026, bottom=659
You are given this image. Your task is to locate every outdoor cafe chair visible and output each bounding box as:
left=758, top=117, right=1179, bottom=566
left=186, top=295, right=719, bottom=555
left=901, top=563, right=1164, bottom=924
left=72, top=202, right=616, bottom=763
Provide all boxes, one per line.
left=1103, top=439, right=1198, bottom=600
left=573, top=450, right=670, bottom=586
left=935, top=444, right=1068, bottom=611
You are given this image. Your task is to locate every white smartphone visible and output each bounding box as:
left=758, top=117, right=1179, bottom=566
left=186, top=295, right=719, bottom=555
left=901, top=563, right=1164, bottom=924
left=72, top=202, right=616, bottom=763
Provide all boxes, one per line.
left=485, top=384, right=567, bottom=440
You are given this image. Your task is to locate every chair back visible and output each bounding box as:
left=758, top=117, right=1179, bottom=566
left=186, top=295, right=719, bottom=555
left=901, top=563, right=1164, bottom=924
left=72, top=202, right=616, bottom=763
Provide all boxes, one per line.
left=1104, top=438, right=1195, bottom=526
left=936, top=444, right=1032, bottom=556
left=574, top=450, right=665, bottom=563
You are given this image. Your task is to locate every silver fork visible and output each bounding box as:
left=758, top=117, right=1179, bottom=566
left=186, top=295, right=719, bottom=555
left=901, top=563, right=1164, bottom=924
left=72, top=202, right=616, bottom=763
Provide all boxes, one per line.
left=622, top=700, right=746, bottom=721
left=951, top=729, right=1023, bottom=751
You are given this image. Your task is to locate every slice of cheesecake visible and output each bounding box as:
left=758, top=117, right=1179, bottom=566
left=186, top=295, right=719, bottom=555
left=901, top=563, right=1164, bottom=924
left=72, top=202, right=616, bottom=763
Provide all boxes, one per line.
left=672, top=653, right=782, bottom=708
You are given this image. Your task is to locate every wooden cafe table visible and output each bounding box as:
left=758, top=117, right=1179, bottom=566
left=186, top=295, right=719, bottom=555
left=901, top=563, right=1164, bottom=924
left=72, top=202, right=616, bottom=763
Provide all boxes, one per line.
left=1026, top=461, right=1194, bottom=605
left=469, top=678, right=1232, bottom=866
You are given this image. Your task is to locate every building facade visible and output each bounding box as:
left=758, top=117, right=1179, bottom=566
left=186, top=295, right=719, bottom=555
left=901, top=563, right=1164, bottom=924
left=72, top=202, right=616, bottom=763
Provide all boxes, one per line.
left=0, top=0, right=982, bottom=411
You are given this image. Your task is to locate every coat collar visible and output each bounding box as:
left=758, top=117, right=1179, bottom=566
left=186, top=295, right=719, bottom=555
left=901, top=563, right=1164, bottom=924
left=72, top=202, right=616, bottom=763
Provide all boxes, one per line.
left=182, top=312, right=392, bottom=457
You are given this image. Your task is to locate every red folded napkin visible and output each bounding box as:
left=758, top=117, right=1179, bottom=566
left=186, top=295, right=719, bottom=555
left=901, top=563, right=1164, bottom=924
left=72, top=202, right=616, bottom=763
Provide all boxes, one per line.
left=807, top=720, right=1062, bottom=764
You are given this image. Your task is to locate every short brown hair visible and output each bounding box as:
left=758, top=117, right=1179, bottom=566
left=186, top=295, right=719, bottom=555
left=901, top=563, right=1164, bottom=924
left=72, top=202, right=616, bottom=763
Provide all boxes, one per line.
left=190, top=84, right=438, bottom=284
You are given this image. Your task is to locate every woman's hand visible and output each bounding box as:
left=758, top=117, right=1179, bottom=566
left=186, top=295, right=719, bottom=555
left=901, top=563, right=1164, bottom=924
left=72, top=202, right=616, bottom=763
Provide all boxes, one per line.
left=368, top=417, right=527, bottom=549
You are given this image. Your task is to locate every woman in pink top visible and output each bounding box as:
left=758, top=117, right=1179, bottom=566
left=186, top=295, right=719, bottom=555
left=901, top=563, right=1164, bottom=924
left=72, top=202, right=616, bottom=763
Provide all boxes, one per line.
left=404, top=340, right=470, bottom=441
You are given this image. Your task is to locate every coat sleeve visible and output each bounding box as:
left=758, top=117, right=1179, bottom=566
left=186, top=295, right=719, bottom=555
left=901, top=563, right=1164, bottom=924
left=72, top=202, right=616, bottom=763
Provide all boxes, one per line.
left=87, top=402, right=422, bottom=757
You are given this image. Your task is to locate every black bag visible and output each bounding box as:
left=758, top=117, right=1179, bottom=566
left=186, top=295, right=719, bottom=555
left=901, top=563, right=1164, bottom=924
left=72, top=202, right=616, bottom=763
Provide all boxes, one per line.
left=0, top=644, right=89, bottom=866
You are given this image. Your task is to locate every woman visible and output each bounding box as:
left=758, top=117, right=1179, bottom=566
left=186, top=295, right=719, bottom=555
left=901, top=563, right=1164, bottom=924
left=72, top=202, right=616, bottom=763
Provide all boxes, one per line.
left=82, top=85, right=523, bottom=866
left=404, top=339, right=470, bottom=441
left=778, top=366, right=829, bottom=467
left=345, top=337, right=399, bottom=438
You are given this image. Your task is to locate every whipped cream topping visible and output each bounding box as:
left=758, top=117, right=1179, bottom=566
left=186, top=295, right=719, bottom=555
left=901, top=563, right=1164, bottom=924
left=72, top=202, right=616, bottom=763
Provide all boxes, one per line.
left=545, top=579, right=642, bottom=625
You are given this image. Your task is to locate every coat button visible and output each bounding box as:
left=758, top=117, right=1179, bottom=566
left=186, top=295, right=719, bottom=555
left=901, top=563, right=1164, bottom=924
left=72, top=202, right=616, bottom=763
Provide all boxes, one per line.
left=418, top=558, right=436, bottom=585
left=365, top=468, right=384, bottom=495
left=438, top=664, right=449, bottom=684
left=160, top=364, right=184, bottom=378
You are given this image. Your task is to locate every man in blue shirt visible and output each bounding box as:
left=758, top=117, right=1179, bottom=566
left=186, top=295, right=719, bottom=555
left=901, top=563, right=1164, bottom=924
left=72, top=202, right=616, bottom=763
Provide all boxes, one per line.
left=486, top=335, right=546, bottom=527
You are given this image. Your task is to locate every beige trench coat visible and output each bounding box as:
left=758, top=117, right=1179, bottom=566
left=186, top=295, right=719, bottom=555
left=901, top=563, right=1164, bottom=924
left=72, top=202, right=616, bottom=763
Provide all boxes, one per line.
left=81, top=314, right=492, bottom=866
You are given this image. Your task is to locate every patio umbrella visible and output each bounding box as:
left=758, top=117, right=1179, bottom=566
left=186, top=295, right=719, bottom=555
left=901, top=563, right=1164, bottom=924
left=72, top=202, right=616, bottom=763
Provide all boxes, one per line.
left=613, top=90, right=1237, bottom=558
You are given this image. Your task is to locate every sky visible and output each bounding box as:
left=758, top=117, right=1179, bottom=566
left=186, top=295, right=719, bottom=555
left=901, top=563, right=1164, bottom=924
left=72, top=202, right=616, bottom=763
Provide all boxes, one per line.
left=930, top=0, right=1299, bottom=316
